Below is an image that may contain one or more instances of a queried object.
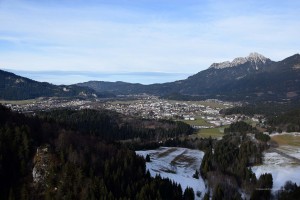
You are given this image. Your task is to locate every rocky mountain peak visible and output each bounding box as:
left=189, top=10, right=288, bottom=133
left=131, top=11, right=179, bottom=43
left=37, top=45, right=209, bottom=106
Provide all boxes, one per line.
left=246, top=52, right=268, bottom=63
left=209, top=52, right=270, bottom=69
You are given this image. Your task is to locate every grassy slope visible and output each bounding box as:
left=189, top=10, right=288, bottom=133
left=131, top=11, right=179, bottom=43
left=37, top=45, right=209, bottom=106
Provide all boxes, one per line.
left=0, top=99, right=37, bottom=105
left=181, top=118, right=211, bottom=126
left=271, top=134, right=300, bottom=147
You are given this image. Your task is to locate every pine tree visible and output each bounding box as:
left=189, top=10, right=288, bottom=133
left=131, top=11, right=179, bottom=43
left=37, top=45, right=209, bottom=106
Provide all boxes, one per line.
left=183, top=187, right=195, bottom=200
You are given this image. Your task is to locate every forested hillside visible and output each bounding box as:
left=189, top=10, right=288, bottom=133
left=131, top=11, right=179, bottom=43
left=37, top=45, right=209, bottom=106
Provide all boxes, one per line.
left=79, top=53, right=300, bottom=102
left=0, top=70, right=106, bottom=100
left=37, top=109, right=193, bottom=141
left=200, top=122, right=270, bottom=199
left=220, top=102, right=300, bottom=117
left=268, top=109, right=300, bottom=132
left=0, top=105, right=189, bottom=199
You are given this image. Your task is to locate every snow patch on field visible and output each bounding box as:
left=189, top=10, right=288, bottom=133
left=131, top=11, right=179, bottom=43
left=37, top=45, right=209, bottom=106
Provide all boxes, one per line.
left=252, top=151, right=300, bottom=190
left=277, top=146, right=300, bottom=159
left=136, top=147, right=206, bottom=199
left=271, top=132, right=300, bottom=137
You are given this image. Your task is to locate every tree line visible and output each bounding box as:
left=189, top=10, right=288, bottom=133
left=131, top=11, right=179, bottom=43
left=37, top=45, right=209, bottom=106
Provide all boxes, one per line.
left=267, top=109, right=300, bottom=132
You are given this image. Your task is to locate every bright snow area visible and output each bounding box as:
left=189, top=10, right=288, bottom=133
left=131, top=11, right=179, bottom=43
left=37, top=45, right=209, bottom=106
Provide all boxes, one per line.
left=136, top=147, right=206, bottom=200
left=252, top=150, right=300, bottom=191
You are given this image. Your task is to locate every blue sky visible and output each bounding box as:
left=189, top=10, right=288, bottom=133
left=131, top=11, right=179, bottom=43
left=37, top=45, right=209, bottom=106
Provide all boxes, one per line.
left=0, top=0, right=299, bottom=84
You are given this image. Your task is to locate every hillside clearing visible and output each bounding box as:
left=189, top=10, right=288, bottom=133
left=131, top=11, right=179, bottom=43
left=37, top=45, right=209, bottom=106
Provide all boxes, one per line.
left=181, top=118, right=211, bottom=126
left=194, top=126, right=228, bottom=139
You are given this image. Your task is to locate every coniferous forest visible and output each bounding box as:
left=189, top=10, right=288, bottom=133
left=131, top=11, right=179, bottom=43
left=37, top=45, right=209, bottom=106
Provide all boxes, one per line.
left=0, top=105, right=190, bottom=200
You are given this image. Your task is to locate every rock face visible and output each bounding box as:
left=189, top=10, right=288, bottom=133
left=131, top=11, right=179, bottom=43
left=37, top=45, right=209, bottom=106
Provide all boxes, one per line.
left=209, top=52, right=270, bottom=69
left=32, top=145, right=54, bottom=187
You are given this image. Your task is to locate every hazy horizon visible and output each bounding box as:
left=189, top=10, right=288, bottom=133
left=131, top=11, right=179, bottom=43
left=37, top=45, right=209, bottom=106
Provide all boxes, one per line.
left=3, top=69, right=192, bottom=85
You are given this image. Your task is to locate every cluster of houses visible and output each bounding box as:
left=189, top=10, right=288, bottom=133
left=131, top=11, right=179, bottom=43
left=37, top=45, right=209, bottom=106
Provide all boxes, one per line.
left=3, top=95, right=265, bottom=131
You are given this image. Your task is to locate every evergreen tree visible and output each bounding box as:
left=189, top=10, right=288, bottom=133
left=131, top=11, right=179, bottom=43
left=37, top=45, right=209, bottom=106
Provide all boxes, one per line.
left=183, top=187, right=195, bottom=200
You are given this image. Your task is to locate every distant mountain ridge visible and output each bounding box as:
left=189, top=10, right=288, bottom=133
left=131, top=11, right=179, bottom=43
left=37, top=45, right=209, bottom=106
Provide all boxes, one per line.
left=1, top=53, right=300, bottom=101
left=78, top=53, right=300, bottom=102
left=0, top=69, right=106, bottom=100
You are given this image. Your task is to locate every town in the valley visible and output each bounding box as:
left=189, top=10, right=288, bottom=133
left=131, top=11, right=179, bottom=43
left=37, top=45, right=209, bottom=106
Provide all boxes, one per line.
left=1, top=95, right=264, bottom=133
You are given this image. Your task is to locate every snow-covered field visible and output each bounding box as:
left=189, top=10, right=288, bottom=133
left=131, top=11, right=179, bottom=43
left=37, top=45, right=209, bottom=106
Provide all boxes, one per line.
left=136, top=147, right=206, bottom=199
left=136, top=145, right=300, bottom=198
left=252, top=151, right=300, bottom=190
left=252, top=132, right=300, bottom=191
left=277, top=145, right=300, bottom=159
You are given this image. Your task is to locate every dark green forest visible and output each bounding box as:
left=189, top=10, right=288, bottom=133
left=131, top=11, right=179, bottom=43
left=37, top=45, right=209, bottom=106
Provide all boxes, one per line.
left=200, top=121, right=272, bottom=199
left=37, top=109, right=193, bottom=141
left=0, top=105, right=193, bottom=200
left=220, top=102, right=300, bottom=117
left=267, top=109, right=300, bottom=132
left=224, top=121, right=258, bottom=134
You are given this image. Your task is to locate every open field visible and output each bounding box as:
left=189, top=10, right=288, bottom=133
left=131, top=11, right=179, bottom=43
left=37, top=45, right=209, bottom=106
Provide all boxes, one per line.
left=195, top=101, right=228, bottom=109
left=252, top=151, right=300, bottom=190
left=244, top=118, right=258, bottom=127
left=181, top=118, right=211, bottom=126
left=113, top=99, right=231, bottom=109
left=169, top=100, right=229, bottom=109
left=136, top=147, right=206, bottom=200
left=170, top=150, right=197, bottom=167
left=0, top=99, right=36, bottom=105
left=271, top=133, right=300, bottom=147
left=253, top=133, right=300, bottom=191
left=192, top=126, right=229, bottom=139
left=110, top=100, right=140, bottom=105
left=157, top=147, right=178, bottom=158
left=197, top=128, right=224, bottom=138
left=276, top=146, right=300, bottom=160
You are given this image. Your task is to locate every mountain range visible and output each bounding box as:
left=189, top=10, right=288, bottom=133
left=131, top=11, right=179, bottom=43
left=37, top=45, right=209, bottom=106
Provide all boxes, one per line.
left=1, top=52, right=300, bottom=102
left=0, top=69, right=108, bottom=100
left=78, top=53, right=300, bottom=102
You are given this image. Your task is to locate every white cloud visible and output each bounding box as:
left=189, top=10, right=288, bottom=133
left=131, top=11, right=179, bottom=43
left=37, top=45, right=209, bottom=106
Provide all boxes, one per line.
left=0, top=0, right=299, bottom=79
